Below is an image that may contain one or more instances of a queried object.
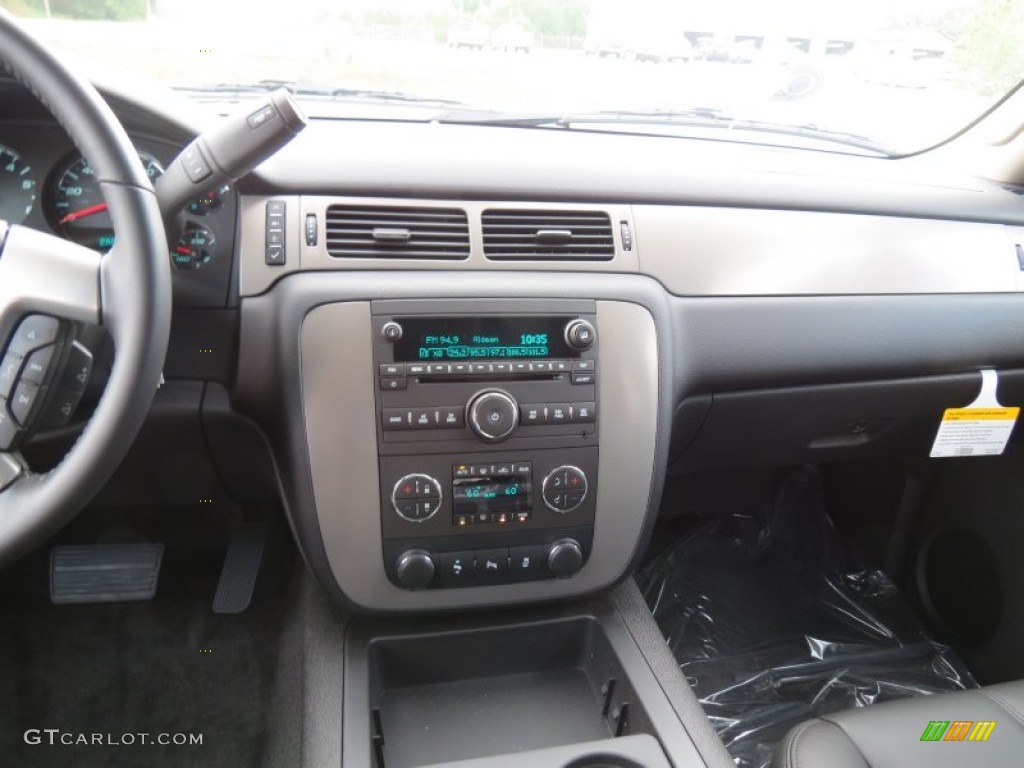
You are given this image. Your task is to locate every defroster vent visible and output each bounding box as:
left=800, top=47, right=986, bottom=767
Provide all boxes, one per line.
left=482, top=209, right=615, bottom=260
left=325, top=205, right=470, bottom=259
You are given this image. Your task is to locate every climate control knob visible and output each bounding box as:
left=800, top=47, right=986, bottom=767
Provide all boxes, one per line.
left=564, top=319, right=596, bottom=351
left=467, top=390, right=519, bottom=442
left=395, top=550, right=435, bottom=589
left=546, top=539, right=584, bottom=576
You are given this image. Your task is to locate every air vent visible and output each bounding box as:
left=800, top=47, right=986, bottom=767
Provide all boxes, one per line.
left=482, top=209, right=615, bottom=260
left=325, top=205, right=470, bottom=259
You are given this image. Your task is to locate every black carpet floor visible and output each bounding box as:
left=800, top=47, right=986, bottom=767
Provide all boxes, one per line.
left=0, top=506, right=295, bottom=768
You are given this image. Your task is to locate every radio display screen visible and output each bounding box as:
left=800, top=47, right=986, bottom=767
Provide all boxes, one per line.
left=392, top=316, right=575, bottom=362
left=453, top=476, right=532, bottom=517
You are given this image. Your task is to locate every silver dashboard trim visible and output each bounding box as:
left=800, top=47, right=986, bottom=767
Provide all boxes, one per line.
left=300, top=300, right=658, bottom=611
left=636, top=205, right=1021, bottom=296
left=241, top=197, right=637, bottom=296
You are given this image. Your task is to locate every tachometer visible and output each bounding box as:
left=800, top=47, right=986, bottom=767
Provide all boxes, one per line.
left=47, top=151, right=163, bottom=249
left=0, top=144, right=38, bottom=224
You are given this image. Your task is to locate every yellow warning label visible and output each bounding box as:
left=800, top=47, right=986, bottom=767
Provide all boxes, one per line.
left=942, top=407, right=1020, bottom=422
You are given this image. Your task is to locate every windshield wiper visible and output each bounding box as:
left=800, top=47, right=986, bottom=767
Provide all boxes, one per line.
left=435, top=107, right=891, bottom=155
left=176, top=80, right=464, bottom=107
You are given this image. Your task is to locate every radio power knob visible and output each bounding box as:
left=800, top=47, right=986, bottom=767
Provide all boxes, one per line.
left=467, top=390, right=519, bottom=442
left=546, top=539, right=584, bottom=576
left=395, top=550, right=435, bottom=589
left=564, top=319, right=596, bottom=351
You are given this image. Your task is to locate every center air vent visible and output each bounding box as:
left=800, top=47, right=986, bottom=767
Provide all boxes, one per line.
left=325, top=205, right=470, bottom=259
left=482, top=209, right=615, bottom=261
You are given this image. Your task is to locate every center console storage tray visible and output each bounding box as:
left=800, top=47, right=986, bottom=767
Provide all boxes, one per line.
left=344, top=613, right=678, bottom=768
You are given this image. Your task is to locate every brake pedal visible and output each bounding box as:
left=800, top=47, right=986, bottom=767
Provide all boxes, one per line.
left=212, top=525, right=265, bottom=614
left=50, top=543, right=164, bottom=604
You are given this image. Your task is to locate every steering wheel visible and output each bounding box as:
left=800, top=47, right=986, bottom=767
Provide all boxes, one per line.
left=0, top=11, right=170, bottom=565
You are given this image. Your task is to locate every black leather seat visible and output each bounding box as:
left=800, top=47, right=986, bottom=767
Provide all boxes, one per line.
left=774, top=681, right=1024, bottom=768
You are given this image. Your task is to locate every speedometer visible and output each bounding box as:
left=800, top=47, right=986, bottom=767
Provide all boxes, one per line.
left=0, top=144, right=38, bottom=224
left=46, top=151, right=163, bottom=249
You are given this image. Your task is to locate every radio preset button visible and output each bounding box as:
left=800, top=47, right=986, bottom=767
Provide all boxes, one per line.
left=428, top=363, right=451, bottom=375
left=529, top=361, right=553, bottom=373
left=451, top=363, right=470, bottom=375
left=512, top=362, right=530, bottom=374
left=471, top=363, right=493, bottom=374
left=493, top=362, right=512, bottom=374
left=521, top=404, right=545, bottom=425
left=570, top=402, right=597, bottom=423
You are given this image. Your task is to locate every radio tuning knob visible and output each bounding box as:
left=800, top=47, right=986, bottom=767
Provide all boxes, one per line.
left=564, top=319, right=596, bottom=351
left=467, top=390, right=519, bottom=442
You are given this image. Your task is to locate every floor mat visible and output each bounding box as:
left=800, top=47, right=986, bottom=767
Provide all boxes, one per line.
left=637, top=466, right=976, bottom=768
left=0, top=507, right=295, bottom=768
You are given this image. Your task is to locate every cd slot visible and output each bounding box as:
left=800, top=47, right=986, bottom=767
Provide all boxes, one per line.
left=418, top=373, right=562, bottom=384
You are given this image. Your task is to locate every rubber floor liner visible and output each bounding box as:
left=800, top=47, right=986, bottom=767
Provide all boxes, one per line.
left=637, top=467, right=975, bottom=768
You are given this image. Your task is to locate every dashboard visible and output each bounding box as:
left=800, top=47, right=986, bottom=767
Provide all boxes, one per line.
left=6, top=74, right=1024, bottom=614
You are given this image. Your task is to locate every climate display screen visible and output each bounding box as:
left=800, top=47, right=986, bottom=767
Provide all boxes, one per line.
left=393, top=316, right=574, bottom=362
left=453, top=477, right=531, bottom=516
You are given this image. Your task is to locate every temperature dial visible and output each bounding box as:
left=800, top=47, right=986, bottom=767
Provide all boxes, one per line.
left=172, top=224, right=216, bottom=270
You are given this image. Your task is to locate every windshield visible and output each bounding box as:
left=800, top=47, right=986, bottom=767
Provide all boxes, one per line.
left=6, top=0, right=1024, bottom=155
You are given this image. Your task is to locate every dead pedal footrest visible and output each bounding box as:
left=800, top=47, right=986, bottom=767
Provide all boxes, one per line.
left=50, top=543, right=164, bottom=604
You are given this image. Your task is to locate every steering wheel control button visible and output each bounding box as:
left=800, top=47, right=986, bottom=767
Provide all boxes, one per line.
left=0, top=407, right=21, bottom=451
left=395, top=550, right=436, bottom=590
left=20, top=345, right=55, bottom=385
left=467, top=390, right=518, bottom=442
left=391, top=473, right=442, bottom=522
left=9, top=314, right=59, bottom=357
left=543, top=465, right=588, bottom=513
left=381, top=321, right=403, bottom=342
left=564, top=319, right=596, bottom=351
left=0, top=352, right=20, bottom=399
left=60, top=341, right=93, bottom=394
left=10, top=380, right=40, bottom=425
left=546, top=539, right=584, bottom=576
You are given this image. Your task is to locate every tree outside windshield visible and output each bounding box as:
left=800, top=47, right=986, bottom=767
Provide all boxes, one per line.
left=4, top=0, right=1024, bottom=154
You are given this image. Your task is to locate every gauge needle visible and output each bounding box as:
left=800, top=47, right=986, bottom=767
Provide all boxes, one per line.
left=59, top=202, right=108, bottom=225
left=174, top=246, right=192, bottom=255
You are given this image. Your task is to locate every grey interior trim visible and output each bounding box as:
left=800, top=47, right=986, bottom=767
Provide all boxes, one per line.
left=299, top=299, right=658, bottom=611
left=239, top=196, right=636, bottom=296
left=610, top=579, right=735, bottom=768
left=636, top=205, right=1021, bottom=296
